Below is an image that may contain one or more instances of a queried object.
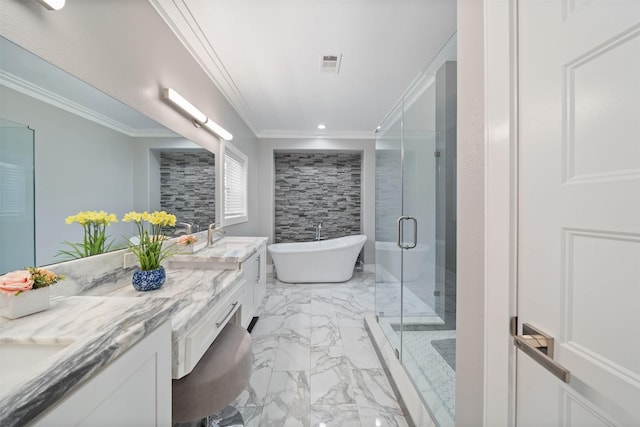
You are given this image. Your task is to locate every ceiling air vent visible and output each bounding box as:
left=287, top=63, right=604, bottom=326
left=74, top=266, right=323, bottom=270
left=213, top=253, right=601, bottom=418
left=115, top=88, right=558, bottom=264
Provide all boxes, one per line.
left=320, top=54, right=342, bottom=73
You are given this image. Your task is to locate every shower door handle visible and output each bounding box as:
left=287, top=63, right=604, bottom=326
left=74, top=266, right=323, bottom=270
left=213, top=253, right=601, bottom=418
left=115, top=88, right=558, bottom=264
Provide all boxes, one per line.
left=396, top=216, right=418, bottom=250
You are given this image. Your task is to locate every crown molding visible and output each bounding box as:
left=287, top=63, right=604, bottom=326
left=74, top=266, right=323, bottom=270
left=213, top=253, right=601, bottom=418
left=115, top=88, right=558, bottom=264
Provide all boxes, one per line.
left=130, top=129, right=181, bottom=138
left=257, top=129, right=375, bottom=140
left=149, top=0, right=264, bottom=136
left=0, top=70, right=177, bottom=138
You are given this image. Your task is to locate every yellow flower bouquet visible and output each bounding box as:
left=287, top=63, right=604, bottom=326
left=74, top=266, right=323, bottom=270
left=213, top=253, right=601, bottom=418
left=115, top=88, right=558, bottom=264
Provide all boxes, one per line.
left=58, top=211, right=118, bottom=259
left=123, top=210, right=177, bottom=271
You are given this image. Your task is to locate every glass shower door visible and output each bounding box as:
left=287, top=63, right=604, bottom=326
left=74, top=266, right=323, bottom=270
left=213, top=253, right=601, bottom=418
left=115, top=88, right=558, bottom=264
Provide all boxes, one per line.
left=400, top=61, right=456, bottom=426
left=375, top=34, right=457, bottom=427
left=0, top=118, right=35, bottom=274
left=375, top=108, right=403, bottom=349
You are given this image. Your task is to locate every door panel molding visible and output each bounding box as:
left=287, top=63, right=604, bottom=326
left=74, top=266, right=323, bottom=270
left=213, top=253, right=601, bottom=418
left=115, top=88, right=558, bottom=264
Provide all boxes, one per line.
left=560, top=388, right=617, bottom=427
left=564, top=24, right=640, bottom=183
left=517, top=0, right=640, bottom=424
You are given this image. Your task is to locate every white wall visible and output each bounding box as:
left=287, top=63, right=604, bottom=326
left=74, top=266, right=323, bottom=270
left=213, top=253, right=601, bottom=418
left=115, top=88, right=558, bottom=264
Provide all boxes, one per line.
left=0, top=86, right=134, bottom=266
left=456, top=1, right=486, bottom=424
left=257, top=138, right=376, bottom=265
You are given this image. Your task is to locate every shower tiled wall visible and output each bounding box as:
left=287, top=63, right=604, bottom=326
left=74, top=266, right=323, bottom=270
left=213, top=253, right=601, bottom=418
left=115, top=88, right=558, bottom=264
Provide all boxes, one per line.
left=274, top=152, right=361, bottom=243
left=375, top=149, right=402, bottom=243
left=160, top=151, right=215, bottom=231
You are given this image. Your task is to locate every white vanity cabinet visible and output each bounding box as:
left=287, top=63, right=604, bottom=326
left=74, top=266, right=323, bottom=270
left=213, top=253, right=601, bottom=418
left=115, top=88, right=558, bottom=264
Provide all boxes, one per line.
left=177, top=278, right=244, bottom=378
left=33, top=321, right=172, bottom=426
left=240, top=242, right=267, bottom=328
left=165, top=237, right=268, bottom=331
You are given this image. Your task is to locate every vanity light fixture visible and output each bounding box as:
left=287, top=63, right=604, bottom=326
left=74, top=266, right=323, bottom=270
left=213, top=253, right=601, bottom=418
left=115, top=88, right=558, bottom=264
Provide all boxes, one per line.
left=163, top=88, right=233, bottom=140
left=317, top=123, right=327, bottom=130
left=37, top=0, right=65, bottom=10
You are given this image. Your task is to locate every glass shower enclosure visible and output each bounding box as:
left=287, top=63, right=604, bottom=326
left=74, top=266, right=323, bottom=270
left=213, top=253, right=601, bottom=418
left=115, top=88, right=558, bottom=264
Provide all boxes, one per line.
left=375, top=35, right=457, bottom=426
left=0, top=118, right=35, bottom=274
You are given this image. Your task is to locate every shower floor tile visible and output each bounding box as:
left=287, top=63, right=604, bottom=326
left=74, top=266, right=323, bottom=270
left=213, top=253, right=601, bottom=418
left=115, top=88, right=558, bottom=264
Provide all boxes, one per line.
left=401, top=330, right=456, bottom=422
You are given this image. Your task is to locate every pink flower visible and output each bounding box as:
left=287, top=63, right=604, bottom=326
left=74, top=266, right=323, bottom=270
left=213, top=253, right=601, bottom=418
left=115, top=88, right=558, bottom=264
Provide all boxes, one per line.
left=0, top=270, right=34, bottom=295
left=177, top=235, right=197, bottom=245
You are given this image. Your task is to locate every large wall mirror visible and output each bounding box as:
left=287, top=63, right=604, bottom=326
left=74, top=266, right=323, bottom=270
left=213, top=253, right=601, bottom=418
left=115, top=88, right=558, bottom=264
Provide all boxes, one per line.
left=0, top=36, right=216, bottom=273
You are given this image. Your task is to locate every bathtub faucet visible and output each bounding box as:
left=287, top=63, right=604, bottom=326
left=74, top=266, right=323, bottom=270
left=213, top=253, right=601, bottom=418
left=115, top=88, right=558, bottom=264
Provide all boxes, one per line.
left=315, top=222, right=323, bottom=241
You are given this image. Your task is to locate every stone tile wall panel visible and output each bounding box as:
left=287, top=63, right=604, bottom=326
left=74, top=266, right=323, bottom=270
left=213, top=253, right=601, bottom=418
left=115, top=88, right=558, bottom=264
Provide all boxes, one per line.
left=160, top=151, right=215, bottom=232
left=274, top=152, right=361, bottom=243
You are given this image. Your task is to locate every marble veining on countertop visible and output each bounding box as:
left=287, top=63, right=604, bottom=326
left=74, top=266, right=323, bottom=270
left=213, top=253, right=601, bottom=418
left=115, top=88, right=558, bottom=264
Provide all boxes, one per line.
left=0, top=296, right=176, bottom=427
left=0, top=236, right=267, bottom=425
left=103, top=267, right=244, bottom=344
left=170, top=236, right=268, bottom=265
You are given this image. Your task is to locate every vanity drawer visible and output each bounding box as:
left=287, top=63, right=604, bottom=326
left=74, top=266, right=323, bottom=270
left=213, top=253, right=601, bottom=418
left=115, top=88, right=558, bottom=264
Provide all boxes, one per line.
left=182, top=279, right=246, bottom=377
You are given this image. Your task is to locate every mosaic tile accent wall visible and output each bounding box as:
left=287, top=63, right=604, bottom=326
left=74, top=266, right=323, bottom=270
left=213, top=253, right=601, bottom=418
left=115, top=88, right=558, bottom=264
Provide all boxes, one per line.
left=160, top=151, right=215, bottom=232
left=274, top=152, right=361, bottom=243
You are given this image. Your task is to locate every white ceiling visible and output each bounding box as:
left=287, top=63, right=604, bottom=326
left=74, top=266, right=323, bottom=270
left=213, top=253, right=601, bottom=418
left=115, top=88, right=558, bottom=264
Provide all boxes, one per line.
left=151, top=0, right=457, bottom=139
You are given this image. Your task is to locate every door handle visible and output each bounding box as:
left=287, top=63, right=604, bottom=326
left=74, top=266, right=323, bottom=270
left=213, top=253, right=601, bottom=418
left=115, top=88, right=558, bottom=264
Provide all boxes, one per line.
left=216, top=301, right=239, bottom=327
left=513, top=323, right=570, bottom=383
left=396, top=216, right=418, bottom=250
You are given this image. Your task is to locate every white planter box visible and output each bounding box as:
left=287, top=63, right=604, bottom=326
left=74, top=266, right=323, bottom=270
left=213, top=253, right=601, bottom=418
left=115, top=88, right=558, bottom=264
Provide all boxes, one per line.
left=0, top=286, right=50, bottom=319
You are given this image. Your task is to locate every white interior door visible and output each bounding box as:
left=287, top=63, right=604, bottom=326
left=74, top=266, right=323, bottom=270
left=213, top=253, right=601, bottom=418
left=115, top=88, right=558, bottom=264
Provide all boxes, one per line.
left=516, top=1, right=640, bottom=425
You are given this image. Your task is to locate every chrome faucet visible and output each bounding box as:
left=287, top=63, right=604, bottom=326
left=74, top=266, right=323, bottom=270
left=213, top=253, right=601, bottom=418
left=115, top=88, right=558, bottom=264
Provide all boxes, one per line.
left=175, top=222, right=192, bottom=235
left=315, top=222, right=323, bottom=241
left=207, top=223, right=216, bottom=247
left=207, top=223, right=225, bottom=246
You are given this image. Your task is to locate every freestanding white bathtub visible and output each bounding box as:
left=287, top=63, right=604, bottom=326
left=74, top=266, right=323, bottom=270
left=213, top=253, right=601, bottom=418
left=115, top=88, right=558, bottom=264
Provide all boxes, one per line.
left=375, top=241, right=431, bottom=282
left=268, top=235, right=367, bottom=283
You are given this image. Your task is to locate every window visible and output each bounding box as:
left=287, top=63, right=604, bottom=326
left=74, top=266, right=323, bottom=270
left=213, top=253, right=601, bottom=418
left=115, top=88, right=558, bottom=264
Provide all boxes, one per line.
left=0, top=162, right=26, bottom=216
left=222, top=141, right=248, bottom=225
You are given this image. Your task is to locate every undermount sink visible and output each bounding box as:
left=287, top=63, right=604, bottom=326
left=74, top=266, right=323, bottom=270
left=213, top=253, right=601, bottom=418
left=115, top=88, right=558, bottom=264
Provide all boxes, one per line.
left=216, top=241, right=254, bottom=250
left=0, top=341, right=74, bottom=398
left=166, top=238, right=257, bottom=270
left=165, top=259, right=228, bottom=270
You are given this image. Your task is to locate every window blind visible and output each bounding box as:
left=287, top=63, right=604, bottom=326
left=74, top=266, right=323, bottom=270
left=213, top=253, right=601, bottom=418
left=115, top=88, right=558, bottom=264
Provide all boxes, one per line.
left=0, top=162, right=26, bottom=216
left=223, top=149, right=246, bottom=218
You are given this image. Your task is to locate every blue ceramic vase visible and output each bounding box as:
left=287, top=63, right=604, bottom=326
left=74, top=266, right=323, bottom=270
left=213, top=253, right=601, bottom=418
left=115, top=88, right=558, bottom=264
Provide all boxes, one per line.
left=132, top=266, right=166, bottom=291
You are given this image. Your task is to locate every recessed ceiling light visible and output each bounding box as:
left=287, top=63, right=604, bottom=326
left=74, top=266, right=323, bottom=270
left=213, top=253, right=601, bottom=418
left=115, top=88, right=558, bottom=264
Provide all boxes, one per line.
left=317, top=123, right=327, bottom=130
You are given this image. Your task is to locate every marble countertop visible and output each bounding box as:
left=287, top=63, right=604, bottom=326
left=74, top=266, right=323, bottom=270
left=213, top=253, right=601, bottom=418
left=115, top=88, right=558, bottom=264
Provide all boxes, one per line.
left=0, top=296, right=175, bottom=426
left=0, top=235, right=267, bottom=426
left=169, top=236, right=268, bottom=265
left=103, top=266, right=244, bottom=377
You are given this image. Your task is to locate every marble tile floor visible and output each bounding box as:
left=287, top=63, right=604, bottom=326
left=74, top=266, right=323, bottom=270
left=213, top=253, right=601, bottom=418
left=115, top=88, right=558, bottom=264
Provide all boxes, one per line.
left=233, top=271, right=412, bottom=427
